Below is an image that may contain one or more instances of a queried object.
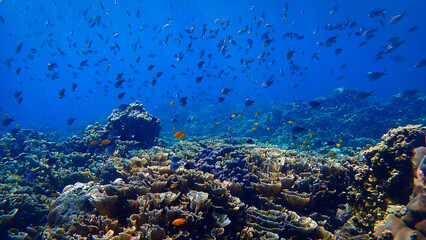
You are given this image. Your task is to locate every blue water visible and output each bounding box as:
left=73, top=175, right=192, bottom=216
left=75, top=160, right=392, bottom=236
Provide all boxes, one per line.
left=0, top=0, right=425, bottom=138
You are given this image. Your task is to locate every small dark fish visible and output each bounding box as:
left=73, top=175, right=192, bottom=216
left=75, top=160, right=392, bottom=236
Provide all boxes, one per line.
left=218, top=97, right=225, bottom=103
left=334, top=48, right=343, bottom=55
left=286, top=49, right=295, bottom=60
left=246, top=138, right=254, bottom=144
left=116, top=72, right=123, bottom=80
left=47, top=62, right=57, bottom=71
left=151, top=79, right=157, bottom=86
left=355, top=91, right=373, bottom=100
left=15, top=68, right=21, bottom=75
left=0, top=16, right=4, bottom=24
left=147, top=65, right=155, bottom=71
left=58, top=88, right=65, bottom=99
left=329, top=4, right=339, bottom=15
left=171, top=118, right=178, bottom=123
left=414, top=59, right=426, bottom=68
left=71, top=83, right=77, bottom=91
left=195, top=76, right=203, bottom=83
left=2, top=117, right=15, bottom=126
left=325, top=35, right=337, bottom=47
left=367, top=71, right=386, bottom=81
left=291, top=126, right=306, bottom=135
left=368, top=9, right=386, bottom=18
left=118, top=92, right=125, bottom=99
left=324, top=141, right=335, bottom=146
left=15, top=43, right=23, bottom=53
left=220, top=88, right=231, bottom=95
left=390, top=10, right=407, bottom=24
left=262, top=79, right=273, bottom=88
left=14, top=91, right=23, bottom=99
left=179, top=97, right=188, bottom=107
left=156, top=71, right=163, bottom=78
left=67, top=117, right=76, bottom=126
left=308, top=101, right=321, bottom=109
left=245, top=99, right=255, bottom=107
left=170, top=162, right=180, bottom=171
left=408, top=25, right=419, bottom=33
left=80, top=59, right=88, bottom=66
left=350, top=20, right=358, bottom=29
left=197, top=61, right=204, bottom=69
left=16, top=97, right=23, bottom=104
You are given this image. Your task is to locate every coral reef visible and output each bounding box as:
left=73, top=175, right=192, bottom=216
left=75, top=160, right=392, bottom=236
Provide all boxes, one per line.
left=1, top=121, right=425, bottom=239
left=106, top=101, right=161, bottom=146
left=349, top=124, right=426, bottom=232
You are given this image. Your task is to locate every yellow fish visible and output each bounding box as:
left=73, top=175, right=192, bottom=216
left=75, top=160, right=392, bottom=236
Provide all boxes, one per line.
left=336, top=143, right=341, bottom=147
left=338, top=139, right=343, bottom=143
left=173, top=131, right=184, bottom=138
left=178, top=134, right=186, bottom=140
left=230, top=114, right=237, bottom=119
left=216, top=122, right=221, bottom=125
left=227, top=127, right=231, bottom=130
left=288, top=121, right=294, bottom=124
left=267, top=127, right=270, bottom=131
left=264, top=115, right=269, bottom=119
left=100, top=139, right=111, bottom=145
left=172, top=218, right=186, bottom=226
left=290, top=142, right=295, bottom=146
left=251, top=128, right=257, bottom=131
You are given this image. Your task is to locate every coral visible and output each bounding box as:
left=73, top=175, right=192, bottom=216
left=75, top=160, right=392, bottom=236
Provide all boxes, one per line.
left=350, top=125, right=426, bottom=229
left=106, top=101, right=161, bottom=148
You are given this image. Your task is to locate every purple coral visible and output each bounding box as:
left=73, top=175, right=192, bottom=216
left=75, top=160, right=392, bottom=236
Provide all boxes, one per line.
left=186, top=147, right=248, bottom=182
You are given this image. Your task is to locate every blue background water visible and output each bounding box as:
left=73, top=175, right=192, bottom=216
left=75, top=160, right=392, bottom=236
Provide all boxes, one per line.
left=0, top=0, right=425, bottom=138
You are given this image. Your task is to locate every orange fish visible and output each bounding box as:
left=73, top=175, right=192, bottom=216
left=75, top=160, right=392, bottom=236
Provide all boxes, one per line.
left=172, top=218, right=186, bottom=226
left=253, top=122, right=259, bottom=126
left=170, top=183, right=178, bottom=189
left=170, top=101, right=175, bottom=106
left=264, top=115, right=269, bottom=119
left=101, top=139, right=111, bottom=145
left=255, top=112, right=260, bottom=117
left=251, top=128, right=257, bottom=131
left=90, top=140, right=99, bottom=145
left=173, top=126, right=176, bottom=130
left=327, top=151, right=336, bottom=158
left=178, top=133, right=186, bottom=140
left=173, top=131, right=184, bottom=138
left=225, top=153, right=230, bottom=160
